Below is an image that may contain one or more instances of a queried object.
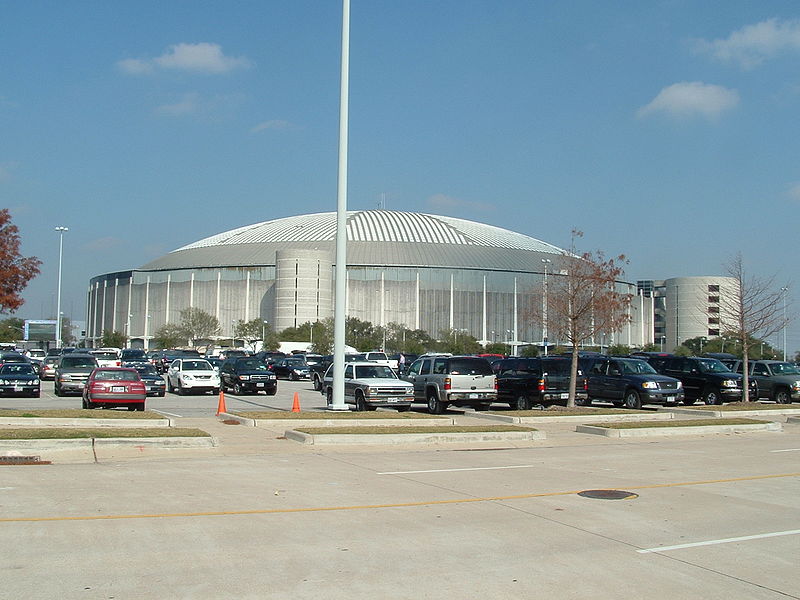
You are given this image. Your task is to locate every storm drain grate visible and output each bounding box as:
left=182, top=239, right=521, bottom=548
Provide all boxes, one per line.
left=0, top=455, right=52, bottom=466
left=578, top=489, right=638, bottom=500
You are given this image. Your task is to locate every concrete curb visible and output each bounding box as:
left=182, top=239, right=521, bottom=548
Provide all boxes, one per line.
left=576, top=421, right=782, bottom=438
left=475, top=412, right=675, bottom=424
left=0, top=436, right=215, bottom=454
left=220, top=413, right=454, bottom=428
left=787, top=416, right=800, bottom=424
left=0, top=417, right=173, bottom=428
left=284, top=429, right=546, bottom=445
left=658, top=407, right=800, bottom=418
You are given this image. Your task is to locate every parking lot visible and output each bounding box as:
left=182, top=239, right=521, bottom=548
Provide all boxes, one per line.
left=1, top=374, right=799, bottom=599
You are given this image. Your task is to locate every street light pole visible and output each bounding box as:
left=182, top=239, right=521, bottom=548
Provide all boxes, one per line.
left=781, top=287, right=788, bottom=360
left=54, top=226, right=68, bottom=348
left=541, top=258, right=551, bottom=356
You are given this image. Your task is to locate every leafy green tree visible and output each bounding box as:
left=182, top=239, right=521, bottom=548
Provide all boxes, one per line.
left=673, top=345, right=692, bottom=356
left=607, top=344, right=631, bottom=356
left=152, top=324, right=187, bottom=349
left=0, top=317, right=24, bottom=343
left=484, top=342, right=510, bottom=356
left=435, top=329, right=482, bottom=355
left=346, top=317, right=382, bottom=351
left=279, top=320, right=330, bottom=351
left=233, top=318, right=278, bottom=351
left=520, top=345, right=539, bottom=357
left=101, top=330, right=126, bottom=348
left=309, top=319, right=334, bottom=354
left=0, top=209, right=42, bottom=314
left=178, top=308, right=219, bottom=345
left=59, top=316, right=75, bottom=346
left=639, top=343, right=659, bottom=352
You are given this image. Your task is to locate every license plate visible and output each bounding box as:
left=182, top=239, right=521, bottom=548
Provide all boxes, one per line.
left=469, top=393, right=479, bottom=399
left=13, top=386, right=22, bottom=392
left=560, top=393, right=569, bottom=399
left=256, top=383, right=264, bottom=387
left=112, top=386, right=125, bottom=392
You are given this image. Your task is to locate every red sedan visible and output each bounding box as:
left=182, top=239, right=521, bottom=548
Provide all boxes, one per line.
left=83, top=367, right=147, bottom=411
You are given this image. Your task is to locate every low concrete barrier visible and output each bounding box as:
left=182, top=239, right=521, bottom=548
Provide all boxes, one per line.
left=577, top=421, right=782, bottom=438
left=658, top=406, right=800, bottom=418
left=285, top=429, right=545, bottom=445
left=476, top=412, right=675, bottom=424
left=221, top=413, right=454, bottom=428
left=0, top=417, right=172, bottom=428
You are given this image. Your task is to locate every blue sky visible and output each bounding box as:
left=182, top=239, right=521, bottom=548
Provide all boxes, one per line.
left=2, top=1, right=798, bottom=352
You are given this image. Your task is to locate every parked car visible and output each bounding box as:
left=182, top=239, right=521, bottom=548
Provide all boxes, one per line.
left=40, top=356, right=59, bottom=380
left=494, top=356, right=588, bottom=410
left=310, top=354, right=362, bottom=391
left=727, top=360, right=800, bottom=404
left=356, top=351, right=398, bottom=370
left=90, top=348, right=122, bottom=368
left=271, top=356, right=311, bottom=380
left=0, top=362, right=41, bottom=397
left=166, top=358, right=220, bottom=395
left=645, top=355, right=744, bottom=405
left=583, top=357, right=683, bottom=409
left=220, top=357, right=277, bottom=395
left=321, top=361, right=414, bottom=411
left=0, top=351, right=30, bottom=368
left=82, top=367, right=146, bottom=410
left=402, top=355, right=496, bottom=414
left=54, top=353, right=99, bottom=396
left=120, top=348, right=149, bottom=364
left=124, top=362, right=167, bottom=397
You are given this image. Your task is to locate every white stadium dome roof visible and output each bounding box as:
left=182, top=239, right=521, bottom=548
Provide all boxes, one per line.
left=138, top=210, right=564, bottom=272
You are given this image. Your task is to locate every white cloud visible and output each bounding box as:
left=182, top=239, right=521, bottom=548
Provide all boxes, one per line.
left=637, top=82, right=739, bottom=120
left=250, top=120, right=292, bottom=134
left=427, top=193, right=495, bottom=212
left=155, top=93, right=201, bottom=116
left=788, top=183, right=800, bottom=203
left=694, top=18, right=800, bottom=69
left=118, top=42, right=252, bottom=75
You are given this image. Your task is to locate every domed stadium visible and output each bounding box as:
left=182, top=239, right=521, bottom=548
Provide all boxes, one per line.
left=87, top=210, right=648, bottom=348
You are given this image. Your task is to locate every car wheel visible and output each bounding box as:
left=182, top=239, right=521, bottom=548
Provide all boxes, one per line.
left=513, top=394, right=532, bottom=410
left=158, top=392, right=165, bottom=397
left=233, top=383, right=243, bottom=395
left=81, top=396, right=87, bottom=409
left=312, top=375, right=321, bottom=391
left=290, top=372, right=298, bottom=381
left=624, top=389, right=642, bottom=410
left=127, top=406, right=137, bottom=411
left=355, top=392, right=367, bottom=412
left=326, top=388, right=333, bottom=407
left=267, top=388, right=277, bottom=396
left=702, top=387, right=722, bottom=405
left=575, top=395, right=592, bottom=407
left=167, top=378, right=174, bottom=393
left=54, top=384, right=61, bottom=397
left=137, top=404, right=145, bottom=411
left=427, top=392, right=446, bottom=415
left=774, top=389, right=791, bottom=404
left=177, top=382, right=185, bottom=396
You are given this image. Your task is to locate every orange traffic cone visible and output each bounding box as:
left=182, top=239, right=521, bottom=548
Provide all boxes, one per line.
left=216, top=388, right=227, bottom=416
left=291, top=392, right=301, bottom=413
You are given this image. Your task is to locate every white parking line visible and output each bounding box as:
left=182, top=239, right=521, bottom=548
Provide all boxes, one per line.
left=637, top=529, right=800, bottom=553
left=770, top=448, right=800, bottom=453
left=378, top=465, right=536, bottom=475
left=152, top=410, right=183, bottom=417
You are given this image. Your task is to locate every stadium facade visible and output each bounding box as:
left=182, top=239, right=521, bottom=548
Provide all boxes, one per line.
left=86, top=210, right=653, bottom=350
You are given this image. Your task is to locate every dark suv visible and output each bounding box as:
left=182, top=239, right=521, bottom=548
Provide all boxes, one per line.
left=494, top=356, right=587, bottom=409
left=220, top=357, right=277, bottom=395
left=728, top=360, right=800, bottom=404
left=583, top=356, right=683, bottom=409
left=646, top=356, right=744, bottom=405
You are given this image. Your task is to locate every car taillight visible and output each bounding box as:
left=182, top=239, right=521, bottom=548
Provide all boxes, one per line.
left=494, top=378, right=498, bottom=390
left=538, top=378, right=545, bottom=392
left=583, top=379, right=588, bottom=391
left=116, top=361, right=121, bottom=367
left=444, top=377, right=451, bottom=390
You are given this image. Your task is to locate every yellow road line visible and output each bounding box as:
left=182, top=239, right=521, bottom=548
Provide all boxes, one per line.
left=2, top=472, right=797, bottom=524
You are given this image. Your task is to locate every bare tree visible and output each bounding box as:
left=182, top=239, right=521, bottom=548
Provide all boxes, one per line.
left=720, top=253, right=791, bottom=402
left=547, top=231, right=632, bottom=407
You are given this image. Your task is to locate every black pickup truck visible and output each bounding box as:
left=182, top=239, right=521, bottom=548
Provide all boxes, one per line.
left=644, top=355, right=744, bottom=405
left=727, top=359, right=800, bottom=404
left=494, top=356, right=587, bottom=410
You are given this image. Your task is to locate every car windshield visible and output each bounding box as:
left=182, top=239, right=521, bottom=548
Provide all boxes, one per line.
left=95, top=370, right=139, bottom=381
left=237, top=360, right=267, bottom=371
left=1, top=364, right=34, bottom=375
left=768, top=362, right=800, bottom=375
left=61, top=356, right=97, bottom=368
left=182, top=360, right=212, bottom=371
left=619, top=359, right=657, bottom=375
left=286, top=358, right=307, bottom=366
left=354, top=365, right=396, bottom=379
left=448, top=358, right=493, bottom=375
left=696, top=358, right=730, bottom=373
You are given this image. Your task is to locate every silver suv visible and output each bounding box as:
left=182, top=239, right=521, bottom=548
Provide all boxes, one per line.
left=402, top=355, right=496, bottom=414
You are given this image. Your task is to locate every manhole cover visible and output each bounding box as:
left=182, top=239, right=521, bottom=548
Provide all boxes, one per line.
left=0, top=455, right=51, bottom=466
left=577, top=489, right=638, bottom=500
left=221, top=419, right=241, bottom=425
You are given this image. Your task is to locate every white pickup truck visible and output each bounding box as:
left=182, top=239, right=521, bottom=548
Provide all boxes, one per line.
left=358, top=351, right=398, bottom=371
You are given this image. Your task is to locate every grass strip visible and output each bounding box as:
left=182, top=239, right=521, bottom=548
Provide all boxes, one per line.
left=295, top=425, right=536, bottom=435
left=235, top=411, right=443, bottom=420
left=593, top=418, right=770, bottom=429
left=684, top=403, right=797, bottom=411
left=0, top=428, right=210, bottom=439
left=0, top=409, right=164, bottom=419
left=492, top=407, right=648, bottom=417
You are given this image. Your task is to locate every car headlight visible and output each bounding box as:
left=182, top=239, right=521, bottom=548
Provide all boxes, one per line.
left=181, top=373, right=194, bottom=381
left=33, top=379, right=40, bottom=385
left=0, top=379, right=6, bottom=385
left=239, top=375, right=250, bottom=381
left=792, top=381, right=800, bottom=391
left=676, top=381, right=682, bottom=389
left=641, top=381, right=658, bottom=389
left=367, top=387, right=376, bottom=395
left=721, top=379, right=738, bottom=388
